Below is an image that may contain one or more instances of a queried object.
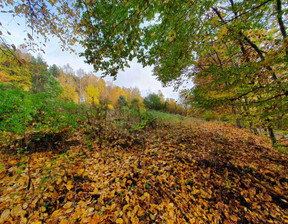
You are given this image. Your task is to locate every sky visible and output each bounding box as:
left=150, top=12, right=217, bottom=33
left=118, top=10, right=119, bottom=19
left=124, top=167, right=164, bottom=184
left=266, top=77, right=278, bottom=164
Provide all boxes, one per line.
left=0, top=10, right=193, bottom=101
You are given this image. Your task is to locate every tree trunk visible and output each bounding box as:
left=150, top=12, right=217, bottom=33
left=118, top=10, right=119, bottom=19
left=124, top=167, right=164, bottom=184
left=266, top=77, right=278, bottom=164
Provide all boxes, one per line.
left=232, top=105, right=242, bottom=128
left=276, top=0, right=288, bottom=58
left=249, top=122, right=259, bottom=135
left=267, top=126, right=277, bottom=146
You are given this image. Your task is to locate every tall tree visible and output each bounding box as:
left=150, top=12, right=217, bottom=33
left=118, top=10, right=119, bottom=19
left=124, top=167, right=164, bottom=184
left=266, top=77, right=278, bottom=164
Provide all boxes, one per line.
left=84, top=84, right=99, bottom=106
left=60, top=85, right=79, bottom=103
left=143, top=93, right=164, bottom=111
left=0, top=47, right=32, bottom=90
left=123, top=87, right=143, bottom=104
left=77, top=0, right=287, bottom=81
left=110, top=86, right=127, bottom=107
left=49, top=64, right=61, bottom=78
left=77, top=0, right=287, bottom=145
left=30, top=55, right=62, bottom=96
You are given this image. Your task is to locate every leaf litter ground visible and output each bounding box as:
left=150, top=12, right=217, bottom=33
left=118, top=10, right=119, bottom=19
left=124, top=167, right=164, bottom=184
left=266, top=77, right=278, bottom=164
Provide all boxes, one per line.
left=0, top=121, right=287, bottom=223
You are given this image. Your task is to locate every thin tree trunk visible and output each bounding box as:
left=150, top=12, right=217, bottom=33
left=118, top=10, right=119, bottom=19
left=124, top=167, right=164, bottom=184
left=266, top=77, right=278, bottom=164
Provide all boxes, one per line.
left=213, top=6, right=278, bottom=81
left=267, top=126, right=277, bottom=146
left=276, top=0, right=288, bottom=58
left=276, top=0, right=287, bottom=38
left=232, top=105, right=242, bottom=128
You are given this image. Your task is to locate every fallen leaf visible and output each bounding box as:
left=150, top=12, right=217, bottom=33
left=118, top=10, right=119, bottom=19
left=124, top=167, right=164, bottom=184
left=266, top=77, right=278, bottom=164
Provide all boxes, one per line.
left=116, top=218, right=124, bottom=224
left=63, top=202, right=73, bottom=209
left=0, top=209, right=10, bottom=222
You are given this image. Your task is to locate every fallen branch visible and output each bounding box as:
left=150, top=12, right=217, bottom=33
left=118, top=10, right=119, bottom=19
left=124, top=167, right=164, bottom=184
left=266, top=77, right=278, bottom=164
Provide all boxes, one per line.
left=153, top=181, right=191, bottom=222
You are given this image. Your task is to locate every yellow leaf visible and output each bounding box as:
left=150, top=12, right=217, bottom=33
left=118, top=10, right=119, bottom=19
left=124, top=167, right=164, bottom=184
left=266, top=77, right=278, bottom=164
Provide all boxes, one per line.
left=123, top=204, right=129, bottom=212
left=9, top=160, right=18, bottom=165
left=66, top=184, right=74, bottom=191
left=89, top=213, right=100, bottom=222
left=32, top=221, right=42, bottom=224
left=137, top=207, right=145, bottom=216
left=59, top=220, right=69, bottom=224
left=11, top=205, right=25, bottom=217
left=125, top=195, right=130, bottom=203
left=108, top=104, right=114, bottom=110
left=41, top=207, right=46, bottom=212
left=22, top=203, right=28, bottom=210
left=84, top=84, right=99, bottom=105
left=77, top=169, right=85, bottom=176
left=0, top=209, right=10, bottom=222
left=56, top=178, right=62, bottom=185
left=51, top=209, right=61, bottom=217
left=116, top=218, right=124, bottom=224
left=63, top=202, right=73, bottom=209
left=144, top=192, right=150, bottom=199
left=131, top=215, right=139, bottom=224
left=65, top=208, right=74, bottom=213
left=93, top=188, right=99, bottom=194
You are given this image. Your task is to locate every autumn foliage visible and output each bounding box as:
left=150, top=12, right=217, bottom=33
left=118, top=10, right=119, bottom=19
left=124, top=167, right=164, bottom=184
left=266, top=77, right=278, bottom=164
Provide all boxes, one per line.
left=1, top=0, right=288, bottom=223
left=0, top=120, right=287, bottom=223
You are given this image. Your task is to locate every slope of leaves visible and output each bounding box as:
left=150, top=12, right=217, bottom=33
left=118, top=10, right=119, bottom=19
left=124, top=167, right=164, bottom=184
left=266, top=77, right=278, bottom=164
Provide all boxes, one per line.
left=0, top=121, right=287, bottom=223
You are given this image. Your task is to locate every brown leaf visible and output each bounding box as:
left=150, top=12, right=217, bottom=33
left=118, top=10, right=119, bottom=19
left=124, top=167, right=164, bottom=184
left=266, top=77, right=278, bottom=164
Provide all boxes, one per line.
left=27, top=33, right=33, bottom=40
left=230, top=215, right=238, bottom=222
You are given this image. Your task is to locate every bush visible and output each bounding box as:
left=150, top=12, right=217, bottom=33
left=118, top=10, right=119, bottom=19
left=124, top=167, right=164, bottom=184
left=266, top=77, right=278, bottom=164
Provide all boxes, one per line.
left=143, top=94, right=164, bottom=111
left=0, top=85, right=85, bottom=149
left=202, top=110, right=219, bottom=121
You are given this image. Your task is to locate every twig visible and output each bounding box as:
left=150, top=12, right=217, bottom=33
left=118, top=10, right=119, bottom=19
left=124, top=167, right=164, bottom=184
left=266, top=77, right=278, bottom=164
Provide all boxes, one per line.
left=247, top=173, right=288, bottom=208
left=153, top=181, right=191, bottom=222
left=27, top=155, right=32, bottom=190
left=69, top=180, right=78, bottom=224
left=72, top=181, right=78, bottom=210
left=73, top=175, right=97, bottom=183
left=227, top=0, right=273, bottom=22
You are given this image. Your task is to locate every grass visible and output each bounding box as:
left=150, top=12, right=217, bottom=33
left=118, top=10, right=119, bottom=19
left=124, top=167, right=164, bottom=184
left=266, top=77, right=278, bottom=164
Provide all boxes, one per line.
left=146, top=110, right=202, bottom=126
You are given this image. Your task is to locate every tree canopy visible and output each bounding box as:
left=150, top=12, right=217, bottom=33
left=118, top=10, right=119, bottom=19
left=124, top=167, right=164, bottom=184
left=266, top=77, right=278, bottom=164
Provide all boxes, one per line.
left=76, top=0, right=287, bottom=144
left=143, top=93, right=164, bottom=111
left=77, top=0, right=286, bottom=81
left=1, top=2, right=288, bottom=223
left=1, top=0, right=287, bottom=144
left=0, top=0, right=81, bottom=52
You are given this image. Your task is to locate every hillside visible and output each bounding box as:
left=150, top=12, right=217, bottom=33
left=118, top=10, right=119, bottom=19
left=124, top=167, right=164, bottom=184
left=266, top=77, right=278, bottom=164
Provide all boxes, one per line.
left=0, top=119, right=287, bottom=223
left=1, top=0, right=288, bottom=223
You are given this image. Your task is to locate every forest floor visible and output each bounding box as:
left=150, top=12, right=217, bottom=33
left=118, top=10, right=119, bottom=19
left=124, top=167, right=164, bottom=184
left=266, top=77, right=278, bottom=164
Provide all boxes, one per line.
left=0, top=119, right=288, bottom=223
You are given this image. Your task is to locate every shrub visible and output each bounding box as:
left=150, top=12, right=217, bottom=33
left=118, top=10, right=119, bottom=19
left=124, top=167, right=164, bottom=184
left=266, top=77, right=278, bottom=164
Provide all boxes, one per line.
left=202, top=110, right=219, bottom=121
left=0, top=84, right=85, bottom=149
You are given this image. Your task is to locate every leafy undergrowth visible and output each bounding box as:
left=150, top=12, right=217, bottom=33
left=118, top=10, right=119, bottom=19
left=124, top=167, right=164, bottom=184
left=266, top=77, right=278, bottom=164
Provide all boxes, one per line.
left=0, top=121, right=288, bottom=223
